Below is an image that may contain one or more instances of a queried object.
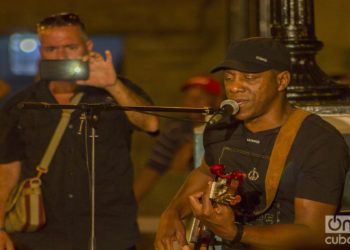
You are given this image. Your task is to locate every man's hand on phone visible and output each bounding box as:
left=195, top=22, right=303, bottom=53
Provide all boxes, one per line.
left=77, top=50, right=119, bottom=89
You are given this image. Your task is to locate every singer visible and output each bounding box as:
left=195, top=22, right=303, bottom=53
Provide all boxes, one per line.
left=155, top=37, right=349, bottom=250
left=0, top=12, right=158, bottom=250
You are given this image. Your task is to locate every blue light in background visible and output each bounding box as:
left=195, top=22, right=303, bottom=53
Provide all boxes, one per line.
left=9, top=33, right=40, bottom=76
left=19, top=38, right=38, bottom=53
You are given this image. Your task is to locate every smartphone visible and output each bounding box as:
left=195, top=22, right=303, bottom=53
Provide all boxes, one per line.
left=39, top=59, right=89, bottom=81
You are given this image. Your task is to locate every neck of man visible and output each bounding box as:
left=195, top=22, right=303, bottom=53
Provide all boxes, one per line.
left=49, top=81, right=76, bottom=104
left=244, top=97, right=293, bottom=133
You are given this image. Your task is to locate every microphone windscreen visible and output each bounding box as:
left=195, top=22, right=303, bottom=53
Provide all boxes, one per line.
left=219, top=99, right=239, bottom=115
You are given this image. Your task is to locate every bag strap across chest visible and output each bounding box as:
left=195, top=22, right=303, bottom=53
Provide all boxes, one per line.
left=35, top=92, right=84, bottom=178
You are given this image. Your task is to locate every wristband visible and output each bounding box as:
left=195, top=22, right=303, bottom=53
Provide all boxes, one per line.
left=229, top=223, right=244, bottom=244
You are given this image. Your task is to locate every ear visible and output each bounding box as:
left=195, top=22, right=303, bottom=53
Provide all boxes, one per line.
left=276, top=71, right=290, bottom=91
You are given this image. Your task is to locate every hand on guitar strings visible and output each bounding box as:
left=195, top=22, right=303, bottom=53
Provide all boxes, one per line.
left=188, top=181, right=237, bottom=241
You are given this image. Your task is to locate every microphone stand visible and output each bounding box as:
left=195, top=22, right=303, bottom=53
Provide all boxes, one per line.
left=85, top=108, right=99, bottom=250
left=18, top=102, right=215, bottom=250
left=18, top=102, right=215, bottom=114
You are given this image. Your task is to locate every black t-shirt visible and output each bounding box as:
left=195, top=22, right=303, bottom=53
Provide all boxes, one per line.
left=204, top=114, right=349, bottom=225
left=0, top=78, right=152, bottom=250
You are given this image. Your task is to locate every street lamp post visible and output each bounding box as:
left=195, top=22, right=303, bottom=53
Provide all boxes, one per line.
left=270, top=0, right=350, bottom=104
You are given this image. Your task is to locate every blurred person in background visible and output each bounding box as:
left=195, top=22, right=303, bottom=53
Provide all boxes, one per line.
left=134, top=75, right=222, bottom=202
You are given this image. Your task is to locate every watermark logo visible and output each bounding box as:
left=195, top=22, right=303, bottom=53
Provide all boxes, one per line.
left=325, top=215, right=350, bottom=234
left=325, top=215, right=350, bottom=245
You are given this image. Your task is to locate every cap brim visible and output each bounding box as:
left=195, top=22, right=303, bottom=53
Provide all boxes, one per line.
left=210, top=60, right=269, bottom=73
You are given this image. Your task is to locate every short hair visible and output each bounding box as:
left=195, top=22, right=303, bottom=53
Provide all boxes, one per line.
left=37, top=12, right=88, bottom=40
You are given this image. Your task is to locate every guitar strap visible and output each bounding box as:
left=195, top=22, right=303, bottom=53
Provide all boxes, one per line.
left=253, top=108, right=311, bottom=216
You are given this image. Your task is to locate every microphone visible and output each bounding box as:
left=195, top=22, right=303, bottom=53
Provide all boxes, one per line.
left=208, top=99, right=239, bottom=125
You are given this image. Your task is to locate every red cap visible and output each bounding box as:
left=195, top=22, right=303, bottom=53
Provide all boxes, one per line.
left=180, top=75, right=221, bottom=96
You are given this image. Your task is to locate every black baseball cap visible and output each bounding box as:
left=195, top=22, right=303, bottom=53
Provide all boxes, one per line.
left=211, top=37, right=291, bottom=73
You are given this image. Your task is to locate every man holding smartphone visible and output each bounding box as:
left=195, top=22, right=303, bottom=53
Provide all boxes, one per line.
left=0, top=12, right=158, bottom=250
